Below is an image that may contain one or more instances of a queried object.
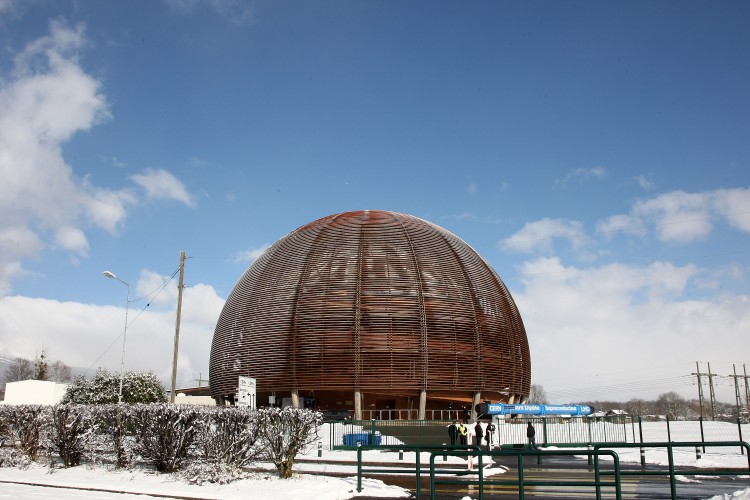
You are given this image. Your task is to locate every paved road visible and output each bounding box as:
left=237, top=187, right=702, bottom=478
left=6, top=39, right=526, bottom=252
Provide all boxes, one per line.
left=376, top=455, right=750, bottom=499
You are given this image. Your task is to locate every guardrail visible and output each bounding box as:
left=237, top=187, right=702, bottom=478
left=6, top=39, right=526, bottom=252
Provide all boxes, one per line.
left=353, top=441, right=750, bottom=500
left=355, top=444, right=480, bottom=498
left=428, top=448, right=621, bottom=500
left=592, top=441, right=750, bottom=500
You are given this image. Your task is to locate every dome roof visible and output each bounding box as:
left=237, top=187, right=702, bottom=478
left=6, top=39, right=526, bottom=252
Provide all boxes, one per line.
left=209, top=210, right=530, bottom=401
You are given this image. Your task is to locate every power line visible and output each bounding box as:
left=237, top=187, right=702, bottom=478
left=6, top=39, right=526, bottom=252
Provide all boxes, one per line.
left=84, top=268, right=180, bottom=377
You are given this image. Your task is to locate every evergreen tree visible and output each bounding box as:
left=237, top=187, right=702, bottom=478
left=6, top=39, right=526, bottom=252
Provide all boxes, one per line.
left=62, top=369, right=166, bottom=404
left=34, top=349, right=48, bottom=381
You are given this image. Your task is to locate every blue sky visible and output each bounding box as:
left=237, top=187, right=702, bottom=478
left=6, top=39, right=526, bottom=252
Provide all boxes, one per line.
left=1, top=1, right=749, bottom=405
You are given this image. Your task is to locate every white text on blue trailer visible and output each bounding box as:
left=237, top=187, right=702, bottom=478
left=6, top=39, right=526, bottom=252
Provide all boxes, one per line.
left=475, top=403, right=593, bottom=416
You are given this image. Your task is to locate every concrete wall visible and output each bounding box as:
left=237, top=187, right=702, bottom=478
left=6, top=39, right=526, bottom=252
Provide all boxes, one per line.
left=2, top=380, right=69, bottom=405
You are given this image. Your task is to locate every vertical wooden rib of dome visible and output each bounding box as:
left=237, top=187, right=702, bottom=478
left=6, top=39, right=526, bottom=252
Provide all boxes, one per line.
left=393, top=213, right=429, bottom=389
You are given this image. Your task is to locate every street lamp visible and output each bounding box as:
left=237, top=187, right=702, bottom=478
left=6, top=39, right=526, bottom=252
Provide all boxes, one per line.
left=103, top=270, right=130, bottom=404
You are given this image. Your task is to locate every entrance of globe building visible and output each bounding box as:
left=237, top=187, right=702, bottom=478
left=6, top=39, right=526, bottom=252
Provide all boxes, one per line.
left=375, top=399, right=396, bottom=420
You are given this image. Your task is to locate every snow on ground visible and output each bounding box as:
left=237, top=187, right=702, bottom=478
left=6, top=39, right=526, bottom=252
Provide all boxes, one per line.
left=0, top=421, right=748, bottom=499
left=0, top=463, right=411, bottom=500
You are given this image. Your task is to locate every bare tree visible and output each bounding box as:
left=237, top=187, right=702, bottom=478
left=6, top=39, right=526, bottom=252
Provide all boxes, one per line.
left=50, top=360, right=72, bottom=383
left=656, top=391, right=688, bottom=419
left=3, top=357, right=35, bottom=384
left=527, top=384, right=549, bottom=404
left=625, top=398, right=653, bottom=416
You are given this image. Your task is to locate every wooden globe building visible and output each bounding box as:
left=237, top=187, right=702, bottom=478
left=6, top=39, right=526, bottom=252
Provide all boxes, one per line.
left=209, top=210, right=531, bottom=419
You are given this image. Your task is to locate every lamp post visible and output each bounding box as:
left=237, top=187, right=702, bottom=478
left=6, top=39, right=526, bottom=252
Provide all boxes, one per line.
left=103, top=270, right=130, bottom=404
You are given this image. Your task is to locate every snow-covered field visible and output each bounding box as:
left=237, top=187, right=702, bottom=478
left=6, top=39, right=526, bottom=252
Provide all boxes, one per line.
left=0, top=421, right=748, bottom=499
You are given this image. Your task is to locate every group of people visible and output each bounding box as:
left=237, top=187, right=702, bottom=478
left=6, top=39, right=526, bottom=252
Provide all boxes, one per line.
left=447, top=420, right=537, bottom=450
left=447, top=419, right=497, bottom=448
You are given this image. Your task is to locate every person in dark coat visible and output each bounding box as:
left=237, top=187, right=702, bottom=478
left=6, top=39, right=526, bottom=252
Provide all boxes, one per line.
left=474, top=421, right=483, bottom=447
left=485, top=421, right=496, bottom=449
left=448, top=421, right=458, bottom=446
left=527, top=422, right=537, bottom=450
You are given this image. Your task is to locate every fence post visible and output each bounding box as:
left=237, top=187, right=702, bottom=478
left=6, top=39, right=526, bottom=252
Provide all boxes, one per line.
left=666, top=415, right=672, bottom=443
left=738, top=417, right=745, bottom=456
left=638, top=416, right=645, bottom=467
left=542, top=417, right=548, bottom=447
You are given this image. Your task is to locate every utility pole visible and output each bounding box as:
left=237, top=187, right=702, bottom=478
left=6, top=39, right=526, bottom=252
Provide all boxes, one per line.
left=170, top=250, right=186, bottom=403
left=745, top=364, right=750, bottom=410
left=730, top=364, right=743, bottom=418
left=692, top=361, right=707, bottom=419
left=707, top=362, right=717, bottom=420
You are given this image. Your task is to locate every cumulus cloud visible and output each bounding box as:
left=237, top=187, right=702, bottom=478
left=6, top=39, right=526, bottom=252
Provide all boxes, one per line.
left=0, top=23, right=196, bottom=296
left=131, top=168, right=196, bottom=207
left=514, top=257, right=750, bottom=401
left=599, top=188, right=750, bottom=243
left=0, top=274, right=225, bottom=389
left=500, top=218, right=587, bottom=253
left=0, top=21, right=121, bottom=292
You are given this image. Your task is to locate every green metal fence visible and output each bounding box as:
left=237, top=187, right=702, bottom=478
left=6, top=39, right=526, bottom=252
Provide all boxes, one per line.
left=325, top=415, right=748, bottom=450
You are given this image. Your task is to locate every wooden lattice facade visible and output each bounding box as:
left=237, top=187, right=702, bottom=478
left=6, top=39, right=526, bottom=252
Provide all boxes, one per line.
left=209, top=210, right=530, bottom=415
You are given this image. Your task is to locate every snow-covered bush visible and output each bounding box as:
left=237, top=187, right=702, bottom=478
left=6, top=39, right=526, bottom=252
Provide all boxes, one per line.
left=195, top=406, right=261, bottom=467
left=90, top=404, right=133, bottom=468
left=131, top=404, right=202, bottom=473
left=1, top=405, right=49, bottom=460
left=0, top=407, right=9, bottom=447
left=0, top=403, right=322, bottom=482
left=61, top=369, right=166, bottom=404
left=255, top=407, right=322, bottom=479
left=180, top=460, right=253, bottom=485
left=0, top=447, right=32, bottom=468
left=49, top=405, right=94, bottom=467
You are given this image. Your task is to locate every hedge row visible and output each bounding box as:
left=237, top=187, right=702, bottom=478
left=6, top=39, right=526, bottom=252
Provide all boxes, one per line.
left=0, top=404, right=322, bottom=480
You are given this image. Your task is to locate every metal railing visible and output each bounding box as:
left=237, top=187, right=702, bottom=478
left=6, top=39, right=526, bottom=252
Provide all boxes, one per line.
left=325, top=415, right=750, bottom=453
left=428, top=448, right=622, bottom=500
left=351, top=441, right=750, bottom=500
left=355, top=444, right=481, bottom=498
left=591, top=441, right=750, bottom=500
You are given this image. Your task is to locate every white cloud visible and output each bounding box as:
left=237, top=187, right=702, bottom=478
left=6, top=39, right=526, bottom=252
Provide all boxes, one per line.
left=555, top=167, right=607, bottom=186
left=467, top=183, right=477, bottom=194
left=501, top=218, right=587, bottom=253
left=0, top=275, right=225, bottom=390
left=131, top=168, right=196, bottom=207
left=713, top=187, right=750, bottom=232
left=599, top=188, right=750, bottom=244
left=165, top=0, right=255, bottom=25
left=635, top=174, right=655, bottom=190
left=0, top=21, right=129, bottom=294
left=514, top=257, right=750, bottom=401
left=235, top=244, right=271, bottom=263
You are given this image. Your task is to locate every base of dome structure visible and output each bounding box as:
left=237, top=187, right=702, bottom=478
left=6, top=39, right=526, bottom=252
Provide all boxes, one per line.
left=211, top=388, right=526, bottom=421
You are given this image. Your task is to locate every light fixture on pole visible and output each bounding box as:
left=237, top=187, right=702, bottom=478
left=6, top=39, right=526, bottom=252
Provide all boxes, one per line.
left=103, top=270, right=130, bottom=404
